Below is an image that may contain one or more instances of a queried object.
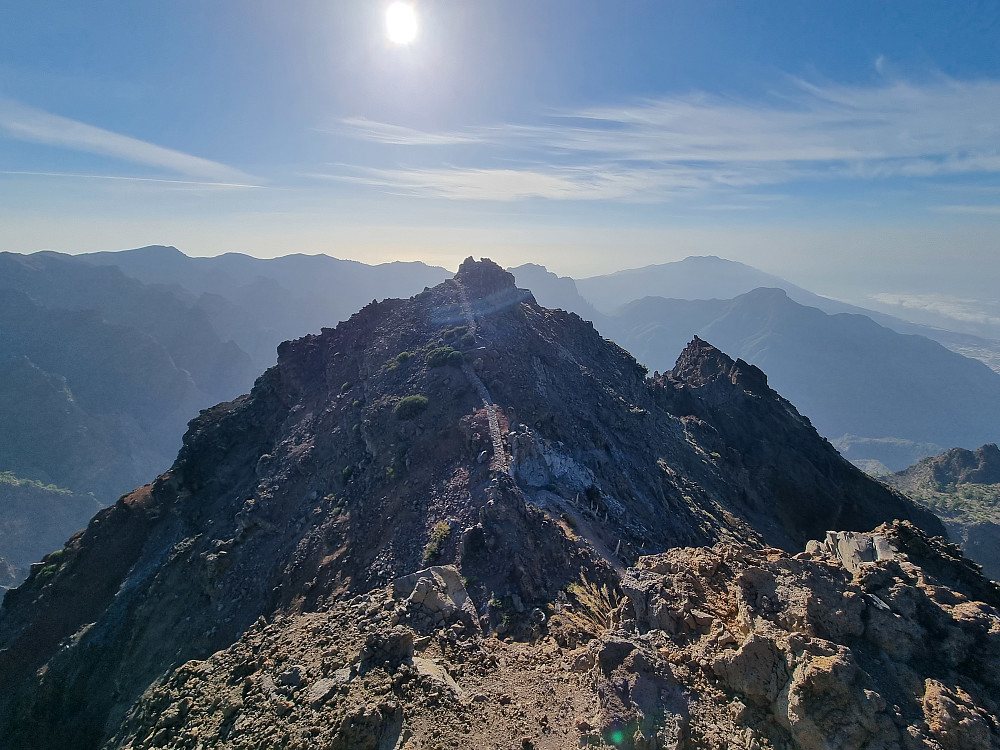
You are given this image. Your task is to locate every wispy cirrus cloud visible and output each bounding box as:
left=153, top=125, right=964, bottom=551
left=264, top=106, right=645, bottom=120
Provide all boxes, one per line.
left=328, top=77, right=1000, bottom=202
left=0, top=95, right=257, bottom=185
left=330, top=117, right=485, bottom=146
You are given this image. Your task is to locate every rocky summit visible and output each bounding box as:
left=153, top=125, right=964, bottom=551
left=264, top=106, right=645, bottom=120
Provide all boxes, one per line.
left=0, top=258, right=991, bottom=750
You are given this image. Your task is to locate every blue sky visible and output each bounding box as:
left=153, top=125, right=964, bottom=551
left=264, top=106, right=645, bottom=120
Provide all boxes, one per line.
left=1, top=0, right=999, bottom=308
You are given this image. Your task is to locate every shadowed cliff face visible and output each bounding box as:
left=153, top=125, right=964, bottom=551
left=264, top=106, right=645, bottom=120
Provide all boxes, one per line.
left=0, top=258, right=944, bottom=749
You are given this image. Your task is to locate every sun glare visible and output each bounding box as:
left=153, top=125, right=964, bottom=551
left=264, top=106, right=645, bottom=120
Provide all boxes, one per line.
left=386, top=2, right=418, bottom=45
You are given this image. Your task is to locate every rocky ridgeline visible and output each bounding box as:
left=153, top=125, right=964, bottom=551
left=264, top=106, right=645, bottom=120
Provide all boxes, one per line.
left=0, top=259, right=967, bottom=749
left=103, top=521, right=999, bottom=750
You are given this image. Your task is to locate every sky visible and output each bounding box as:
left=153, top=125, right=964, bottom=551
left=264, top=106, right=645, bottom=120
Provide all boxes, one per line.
left=1, top=0, right=999, bottom=312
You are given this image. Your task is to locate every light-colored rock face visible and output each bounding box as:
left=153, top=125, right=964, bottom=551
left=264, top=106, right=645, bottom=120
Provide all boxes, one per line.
left=105, top=521, right=1000, bottom=750
left=391, top=565, right=479, bottom=632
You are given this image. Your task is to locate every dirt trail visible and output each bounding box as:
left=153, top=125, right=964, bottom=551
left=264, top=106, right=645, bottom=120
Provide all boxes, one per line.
left=454, top=281, right=509, bottom=474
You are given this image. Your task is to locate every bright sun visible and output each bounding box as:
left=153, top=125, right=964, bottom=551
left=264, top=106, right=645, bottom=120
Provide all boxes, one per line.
left=386, top=2, right=418, bottom=45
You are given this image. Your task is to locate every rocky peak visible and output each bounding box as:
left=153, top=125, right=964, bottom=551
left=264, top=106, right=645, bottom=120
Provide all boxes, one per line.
left=931, top=443, right=1000, bottom=485
left=454, top=256, right=518, bottom=297
left=669, top=335, right=769, bottom=393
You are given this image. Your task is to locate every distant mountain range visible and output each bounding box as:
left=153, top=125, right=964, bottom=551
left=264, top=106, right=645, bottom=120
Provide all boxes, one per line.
left=79, top=245, right=451, bottom=373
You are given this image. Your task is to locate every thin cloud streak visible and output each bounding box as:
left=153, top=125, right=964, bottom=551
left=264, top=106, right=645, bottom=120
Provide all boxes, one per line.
left=931, top=204, right=1000, bottom=215
left=332, top=118, right=484, bottom=146
left=0, top=96, right=257, bottom=184
left=873, top=292, right=1000, bottom=327
left=333, top=77, right=1000, bottom=201
left=0, top=170, right=262, bottom=190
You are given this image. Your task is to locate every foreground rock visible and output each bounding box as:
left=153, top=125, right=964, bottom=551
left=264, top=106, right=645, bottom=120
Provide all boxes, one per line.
left=102, top=521, right=999, bottom=750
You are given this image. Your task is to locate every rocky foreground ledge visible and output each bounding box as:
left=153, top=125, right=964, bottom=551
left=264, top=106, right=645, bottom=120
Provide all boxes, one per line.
left=107, top=520, right=999, bottom=750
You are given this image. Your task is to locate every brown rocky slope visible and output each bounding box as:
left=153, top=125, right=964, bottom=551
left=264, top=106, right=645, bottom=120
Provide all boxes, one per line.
left=0, top=258, right=953, bottom=749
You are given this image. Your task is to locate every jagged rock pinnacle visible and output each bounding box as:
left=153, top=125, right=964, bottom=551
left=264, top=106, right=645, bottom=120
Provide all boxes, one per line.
left=671, top=336, right=768, bottom=393
left=454, top=257, right=517, bottom=297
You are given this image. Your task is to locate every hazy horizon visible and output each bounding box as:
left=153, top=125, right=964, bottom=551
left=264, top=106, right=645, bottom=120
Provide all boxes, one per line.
left=2, top=1, right=999, bottom=318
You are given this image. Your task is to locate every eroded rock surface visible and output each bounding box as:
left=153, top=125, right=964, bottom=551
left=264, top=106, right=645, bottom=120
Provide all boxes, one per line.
left=103, top=521, right=999, bottom=750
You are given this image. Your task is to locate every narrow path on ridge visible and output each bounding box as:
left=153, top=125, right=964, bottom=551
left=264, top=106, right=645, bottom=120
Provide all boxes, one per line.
left=454, top=281, right=510, bottom=475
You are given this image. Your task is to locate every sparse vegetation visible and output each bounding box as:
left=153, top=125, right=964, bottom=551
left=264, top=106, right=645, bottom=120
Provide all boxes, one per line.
left=422, top=520, right=451, bottom=564
left=341, top=466, right=353, bottom=482
left=0, top=472, right=72, bottom=495
left=425, top=346, right=461, bottom=368
left=341, top=381, right=352, bottom=392
left=442, top=325, right=468, bottom=341
left=395, top=394, right=429, bottom=419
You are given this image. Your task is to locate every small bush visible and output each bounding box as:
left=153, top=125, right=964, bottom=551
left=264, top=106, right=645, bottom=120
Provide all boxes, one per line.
left=342, top=466, right=353, bottom=482
left=460, top=332, right=476, bottom=347
left=442, top=325, right=468, bottom=341
left=422, top=520, right=452, bottom=564
left=560, top=512, right=578, bottom=530
left=352, top=399, right=362, bottom=408
left=395, top=394, right=429, bottom=420
left=447, top=350, right=464, bottom=367
left=396, top=351, right=412, bottom=363
left=341, top=381, right=352, bottom=392
left=425, top=346, right=459, bottom=367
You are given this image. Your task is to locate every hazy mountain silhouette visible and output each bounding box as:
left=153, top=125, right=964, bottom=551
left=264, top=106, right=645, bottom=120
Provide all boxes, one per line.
left=80, top=246, right=452, bottom=372
left=575, top=255, right=1000, bottom=374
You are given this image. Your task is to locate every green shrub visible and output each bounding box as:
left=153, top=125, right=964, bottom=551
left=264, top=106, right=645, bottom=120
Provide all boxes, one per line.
left=447, top=350, right=464, bottom=366
left=342, top=466, right=353, bottom=482
left=460, top=332, right=476, bottom=347
left=396, top=351, right=412, bottom=363
left=442, top=325, right=468, bottom=341
left=341, top=381, right=352, bottom=392
left=425, top=346, right=459, bottom=367
left=422, top=520, right=452, bottom=564
left=395, top=394, right=429, bottom=419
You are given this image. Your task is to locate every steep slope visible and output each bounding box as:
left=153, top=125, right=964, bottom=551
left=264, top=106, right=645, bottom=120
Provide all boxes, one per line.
left=0, top=259, right=942, bottom=750
left=0, top=252, right=256, bottom=576
left=605, top=288, right=1000, bottom=469
left=0, top=252, right=254, bottom=404
left=0, top=473, right=101, bottom=589
left=886, top=445, right=1000, bottom=581
left=0, top=292, right=208, bottom=499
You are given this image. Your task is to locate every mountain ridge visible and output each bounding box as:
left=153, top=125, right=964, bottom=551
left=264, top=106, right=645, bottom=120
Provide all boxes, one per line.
left=0, top=258, right=945, bottom=749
